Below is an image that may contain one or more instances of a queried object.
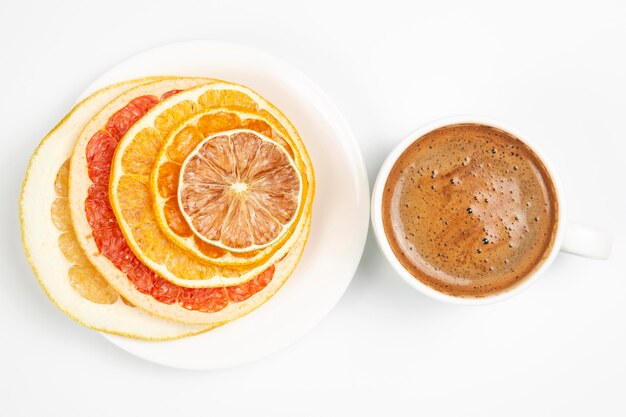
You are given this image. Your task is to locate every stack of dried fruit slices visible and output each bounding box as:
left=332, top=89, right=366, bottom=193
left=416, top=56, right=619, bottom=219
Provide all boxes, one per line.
left=20, top=77, right=315, bottom=340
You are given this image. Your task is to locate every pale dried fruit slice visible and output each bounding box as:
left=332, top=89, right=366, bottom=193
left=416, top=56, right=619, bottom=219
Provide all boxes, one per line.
left=179, top=129, right=301, bottom=252
left=20, top=78, right=211, bottom=339
left=151, top=110, right=300, bottom=265
left=110, top=81, right=315, bottom=288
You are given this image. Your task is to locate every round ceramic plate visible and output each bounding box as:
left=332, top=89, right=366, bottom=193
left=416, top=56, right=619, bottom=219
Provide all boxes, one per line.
left=78, top=40, right=369, bottom=370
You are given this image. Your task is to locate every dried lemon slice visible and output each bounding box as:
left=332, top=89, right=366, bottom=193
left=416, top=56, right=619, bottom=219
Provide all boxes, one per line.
left=178, top=129, right=301, bottom=252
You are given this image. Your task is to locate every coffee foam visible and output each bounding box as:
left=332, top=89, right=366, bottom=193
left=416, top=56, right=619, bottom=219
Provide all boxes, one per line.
left=382, top=124, right=558, bottom=297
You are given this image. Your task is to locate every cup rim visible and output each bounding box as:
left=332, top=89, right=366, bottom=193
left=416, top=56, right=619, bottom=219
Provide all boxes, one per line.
left=371, top=115, right=567, bottom=305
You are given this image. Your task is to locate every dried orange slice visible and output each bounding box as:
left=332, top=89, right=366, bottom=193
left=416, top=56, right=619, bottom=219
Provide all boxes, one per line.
left=20, top=78, right=211, bottom=339
left=179, top=129, right=301, bottom=252
left=151, top=109, right=300, bottom=265
left=110, top=81, right=315, bottom=288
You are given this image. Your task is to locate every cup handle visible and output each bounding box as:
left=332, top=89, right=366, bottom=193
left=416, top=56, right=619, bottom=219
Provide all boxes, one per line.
left=560, top=222, right=612, bottom=260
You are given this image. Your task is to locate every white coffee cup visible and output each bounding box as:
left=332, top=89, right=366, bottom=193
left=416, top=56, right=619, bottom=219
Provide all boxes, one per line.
left=371, top=116, right=612, bottom=305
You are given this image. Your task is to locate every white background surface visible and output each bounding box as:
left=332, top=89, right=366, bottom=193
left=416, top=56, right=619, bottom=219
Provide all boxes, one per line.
left=1, top=0, right=624, bottom=416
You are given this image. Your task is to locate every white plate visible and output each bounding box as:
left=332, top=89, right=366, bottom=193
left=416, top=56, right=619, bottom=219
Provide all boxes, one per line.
left=78, top=40, right=369, bottom=370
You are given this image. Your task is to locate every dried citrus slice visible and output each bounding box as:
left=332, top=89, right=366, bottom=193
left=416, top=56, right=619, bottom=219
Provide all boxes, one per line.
left=179, top=129, right=301, bottom=251
left=20, top=78, right=211, bottom=339
left=110, top=81, right=315, bottom=288
left=151, top=110, right=300, bottom=265
left=66, top=78, right=308, bottom=324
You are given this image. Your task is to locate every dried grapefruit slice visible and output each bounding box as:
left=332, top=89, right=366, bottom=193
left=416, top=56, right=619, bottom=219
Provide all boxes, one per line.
left=66, top=78, right=309, bottom=324
left=179, top=129, right=301, bottom=251
left=110, top=81, right=315, bottom=288
left=151, top=110, right=300, bottom=265
left=20, top=78, right=211, bottom=339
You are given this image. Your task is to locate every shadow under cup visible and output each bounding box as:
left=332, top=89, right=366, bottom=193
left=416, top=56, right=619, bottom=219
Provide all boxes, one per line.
left=376, top=121, right=562, bottom=302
